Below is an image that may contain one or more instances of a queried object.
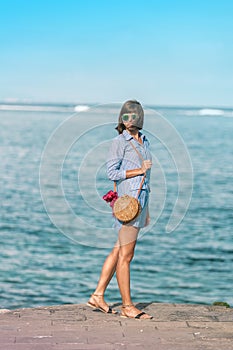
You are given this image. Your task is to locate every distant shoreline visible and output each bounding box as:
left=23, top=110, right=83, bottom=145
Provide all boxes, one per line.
left=0, top=102, right=233, bottom=115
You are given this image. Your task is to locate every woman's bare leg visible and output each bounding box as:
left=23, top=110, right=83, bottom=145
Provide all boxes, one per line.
left=116, top=225, right=139, bottom=305
left=88, top=225, right=137, bottom=310
left=88, top=245, right=119, bottom=312
left=116, top=225, right=152, bottom=319
left=94, top=245, right=119, bottom=295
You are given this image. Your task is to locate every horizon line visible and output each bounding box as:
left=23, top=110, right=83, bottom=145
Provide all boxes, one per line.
left=0, top=100, right=233, bottom=110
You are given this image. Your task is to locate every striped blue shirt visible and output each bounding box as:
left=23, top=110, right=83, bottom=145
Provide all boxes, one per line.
left=106, top=130, right=152, bottom=196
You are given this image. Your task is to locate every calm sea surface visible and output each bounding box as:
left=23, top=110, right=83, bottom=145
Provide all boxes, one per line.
left=0, top=104, right=232, bottom=310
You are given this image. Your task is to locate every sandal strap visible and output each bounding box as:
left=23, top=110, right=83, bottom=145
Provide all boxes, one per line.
left=92, top=293, right=104, bottom=297
left=135, top=312, right=146, bottom=319
left=107, top=307, right=113, bottom=314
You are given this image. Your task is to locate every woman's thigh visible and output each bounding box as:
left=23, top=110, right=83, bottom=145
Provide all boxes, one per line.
left=115, top=225, right=140, bottom=248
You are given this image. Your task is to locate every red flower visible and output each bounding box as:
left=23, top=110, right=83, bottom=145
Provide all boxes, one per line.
left=103, top=190, right=118, bottom=207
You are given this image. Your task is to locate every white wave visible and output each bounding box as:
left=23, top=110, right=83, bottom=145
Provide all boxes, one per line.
left=198, top=109, right=225, bottom=116
left=0, top=104, right=73, bottom=112
left=171, top=110, right=198, bottom=116
left=180, top=108, right=233, bottom=117
left=74, top=105, right=90, bottom=112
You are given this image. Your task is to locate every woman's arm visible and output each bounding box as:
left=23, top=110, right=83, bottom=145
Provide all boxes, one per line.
left=126, top=160, right=152, bottom=178
left=107, top=138, right=126, bottom=181
left=107, top=137, right=152, bottom=181
left=125, top=168, right=144, bottom=178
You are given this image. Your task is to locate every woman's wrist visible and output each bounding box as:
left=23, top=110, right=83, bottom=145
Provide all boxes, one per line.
left=140, top=167, right=146, bottom=175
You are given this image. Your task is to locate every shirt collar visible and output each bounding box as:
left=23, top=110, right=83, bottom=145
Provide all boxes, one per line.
left=122, top=129, right=146, bottom=142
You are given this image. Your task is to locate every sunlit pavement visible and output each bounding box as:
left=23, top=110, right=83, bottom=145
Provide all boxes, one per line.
left=0, top=302, right=233, bottom=349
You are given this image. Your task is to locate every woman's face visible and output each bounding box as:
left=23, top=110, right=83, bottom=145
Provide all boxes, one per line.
left=122, top=113, right=140, bottom=132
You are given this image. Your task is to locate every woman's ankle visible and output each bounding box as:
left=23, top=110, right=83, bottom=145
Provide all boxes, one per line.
left=122, top=301, right=134, bottom=307
left=93, top=290, right=105, bottom=297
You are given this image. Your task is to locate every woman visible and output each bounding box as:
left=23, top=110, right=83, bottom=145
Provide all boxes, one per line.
left=87, top=100, right=153, bottom=319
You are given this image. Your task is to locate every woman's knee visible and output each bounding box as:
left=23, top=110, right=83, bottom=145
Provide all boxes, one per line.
left=111, top=246, right=120, bottom=259
left=119, top=249, right=135, bottom=264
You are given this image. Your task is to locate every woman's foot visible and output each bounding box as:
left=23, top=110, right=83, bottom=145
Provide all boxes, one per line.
left=121, top=304, right=153, bottom=319
left=87, top=294, right=118, bottom=314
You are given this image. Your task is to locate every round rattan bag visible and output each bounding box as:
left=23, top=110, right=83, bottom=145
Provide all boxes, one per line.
left=113, top=195, right=141, bottom=223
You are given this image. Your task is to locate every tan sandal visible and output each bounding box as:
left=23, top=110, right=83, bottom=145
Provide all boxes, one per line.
left=121, top=304, right=153, bottom=319
left=87, top=294, right=118, bottom=314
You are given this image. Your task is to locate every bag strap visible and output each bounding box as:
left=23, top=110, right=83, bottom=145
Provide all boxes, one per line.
left=129, top=140, right=145, bottom=162
left=114, top=140, right=146, bottom=199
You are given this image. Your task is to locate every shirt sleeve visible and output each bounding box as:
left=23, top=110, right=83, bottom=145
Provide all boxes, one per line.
left=106, top=137, right=127, bottom=181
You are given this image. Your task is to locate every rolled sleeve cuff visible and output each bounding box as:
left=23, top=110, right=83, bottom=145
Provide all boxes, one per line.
left=107, top=168, right=127, bottom=181
left=121, top=170, right=126, bottom=180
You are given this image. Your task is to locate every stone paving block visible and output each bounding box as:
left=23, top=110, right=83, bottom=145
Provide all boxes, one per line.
left=0, top=345, right=53, bottom=350
left=18, top=324, right=53, bottom=333
left=160, top=339, right=202, bottom=350
left=16, top=330, right=53, bottom=339
left=12, top=311, right=50, bottom=320
left=14, top=336, right=54, bottom=344
left=81, top=317, right=121, bottom=327
left=123, top=344, right=157, bottom=350
left=187, top=321, right=219, bottom=329
left=159, top=328, right=195, bottom=342
left=126, top=344, right=198, bottom=350
left=187, top=321, right=233, bottom=331
left=50, top=324, right=87, bottom=332
left=85, top=325, right=124, bottom=343
left=194, top=339, right=233, bottom=350
left=215, top=314, right=233, bottom=322
left=119, top=325, right=162, bottom=349
left=192, top=330, right=233, bottom=341
left=52, top=344, right=127, bottom=350
left=156, top=342, right=206, bottom=350
left=51, top=331, right=88, bottom=344
left=122, top=336, right=161, bottom=348
left=154, top=321, right=188, bottom=329
left=158, top=306, right=216, bottom=322
left=51, top=329, right=88, bottom=338
left=187, top=320, right=233, bottom=346
left=0, top=336, right=16, bottom=344
left=28, top=336, right=87, bottom=344
left=120, top=324, right=159, bottom=339
left=0, top=313, right=21, bottom=321
left=15, top=319, right=52, bottom=327
left=51, top=316, right=87, bottom=324
left=0, top=325, right=20, bottom=331
left=146, top=303, right=216, bottom=322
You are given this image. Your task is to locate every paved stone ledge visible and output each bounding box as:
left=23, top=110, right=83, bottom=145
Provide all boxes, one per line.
left=0, top=302, right=233, bottom=349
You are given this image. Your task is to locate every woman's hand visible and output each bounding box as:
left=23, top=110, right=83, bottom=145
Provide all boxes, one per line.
left=141, top=160, right=152, bottom=173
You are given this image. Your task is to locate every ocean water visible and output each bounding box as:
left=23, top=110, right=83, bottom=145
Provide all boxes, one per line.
left=0, top=103, right=233, bottom=310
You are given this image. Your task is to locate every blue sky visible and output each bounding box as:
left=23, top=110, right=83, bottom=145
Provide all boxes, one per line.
left=1, top=0, right=232, bottom=106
